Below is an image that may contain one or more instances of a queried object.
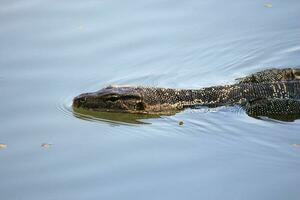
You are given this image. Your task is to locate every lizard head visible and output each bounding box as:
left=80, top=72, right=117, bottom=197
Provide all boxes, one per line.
left=72, top=86, right=147, bottom=113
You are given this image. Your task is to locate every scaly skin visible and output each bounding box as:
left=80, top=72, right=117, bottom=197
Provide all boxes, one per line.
left=236, top=68, right=300, bottom=83
left=73, top=68, right=300, bottom=121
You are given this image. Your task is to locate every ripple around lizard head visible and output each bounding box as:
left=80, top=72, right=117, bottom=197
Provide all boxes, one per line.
left=56, top=92, right=160, bottom=125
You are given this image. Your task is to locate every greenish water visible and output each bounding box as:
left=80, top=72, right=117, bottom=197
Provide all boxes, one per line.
left=1, top=1, right=300, bottom=199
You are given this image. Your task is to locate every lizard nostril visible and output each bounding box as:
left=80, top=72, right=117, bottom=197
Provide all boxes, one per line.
left=73, top=97, right=82, bottom=108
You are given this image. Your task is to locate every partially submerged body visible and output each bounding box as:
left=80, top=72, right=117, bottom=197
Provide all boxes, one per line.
left=73, top=68, right=300, bottom=122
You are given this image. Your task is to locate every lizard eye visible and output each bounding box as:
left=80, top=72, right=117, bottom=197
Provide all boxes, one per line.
left=79, top=97, right=86, bottom=103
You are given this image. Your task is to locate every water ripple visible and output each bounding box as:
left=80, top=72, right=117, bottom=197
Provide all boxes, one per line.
left=2, top=0, right=300, bottom=199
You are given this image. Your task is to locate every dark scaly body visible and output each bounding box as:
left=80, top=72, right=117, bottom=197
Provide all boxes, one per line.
left=236, top=68, right=300, bottom=83
left=73, top=81, right=300, bottom=114
left=139, top=81, right=300, bottom=106
left=73, top=68, right=300, bottom=121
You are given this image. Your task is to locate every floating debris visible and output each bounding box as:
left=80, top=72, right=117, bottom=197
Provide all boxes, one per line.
left=291, top=144, right=299, bottom=148
left=179, top=121, right=184, bottom=126
left=41, top=143, right=52, bottom=149
left=264, top=3, right=273, bottom=8
left=0, top=143, right=7, bottom=149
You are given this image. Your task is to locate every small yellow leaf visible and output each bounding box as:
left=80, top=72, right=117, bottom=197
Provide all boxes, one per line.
left=0, top=143, right=7, bottom=149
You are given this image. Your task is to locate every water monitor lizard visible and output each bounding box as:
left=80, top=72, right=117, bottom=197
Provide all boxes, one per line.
left=73, top=68, right=300, bottom=121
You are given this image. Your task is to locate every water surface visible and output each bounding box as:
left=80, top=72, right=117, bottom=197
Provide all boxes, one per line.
left=1, top=0, right=300, bottom=199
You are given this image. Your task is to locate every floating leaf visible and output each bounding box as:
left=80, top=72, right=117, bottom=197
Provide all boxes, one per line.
left=264, top=3, right=273, bottom=8
left=179, top=121, right=184, bottom=126
left=0, top=143, right=7, bottom=149
left=41, top=143, right=52, bottom=149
